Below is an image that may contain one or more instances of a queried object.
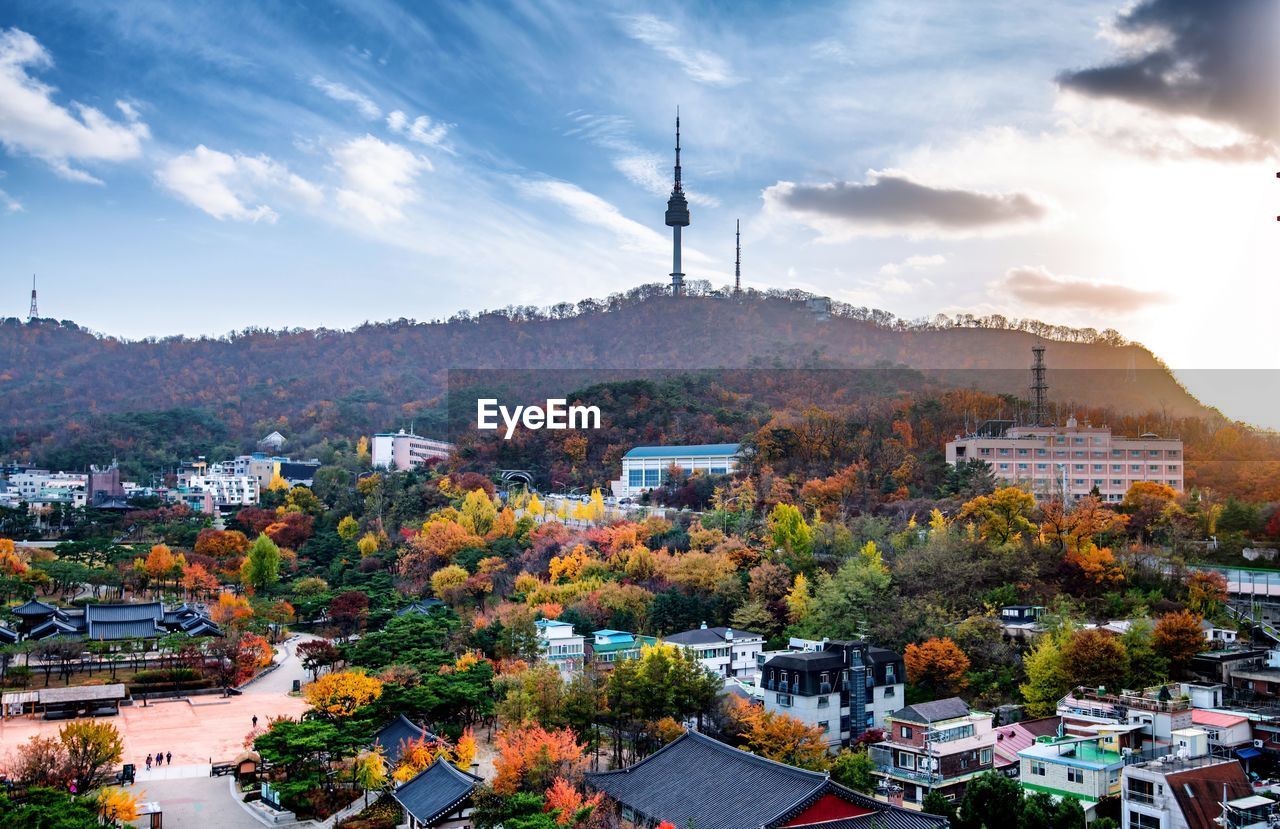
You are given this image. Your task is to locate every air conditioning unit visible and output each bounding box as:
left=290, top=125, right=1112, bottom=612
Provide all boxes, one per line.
left=1255, top=739, right=1266, bottom=749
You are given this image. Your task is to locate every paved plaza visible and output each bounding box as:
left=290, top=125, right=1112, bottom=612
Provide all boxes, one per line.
left=0, top=635, right=314, bottom=770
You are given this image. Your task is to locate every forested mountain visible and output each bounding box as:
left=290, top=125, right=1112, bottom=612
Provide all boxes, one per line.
left=0, top=285, right=1250, bottom=487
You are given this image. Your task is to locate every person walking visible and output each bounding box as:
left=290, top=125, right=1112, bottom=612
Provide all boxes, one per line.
left=165, top=751, right=172, bottom=766
left=252, top=715, right=258, bottom=729
left=145, top=754, right=152, bottom=771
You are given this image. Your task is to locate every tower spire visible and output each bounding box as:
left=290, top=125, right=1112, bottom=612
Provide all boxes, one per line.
left=664, top=108, right=690, bottom=296
left=734, top=219, right=741, bottom=295
left=28, top=274, right=37, bottom=320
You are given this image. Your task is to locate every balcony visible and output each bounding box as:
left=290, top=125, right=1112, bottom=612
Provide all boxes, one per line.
left=1126, top=789, right=1156, bottom=805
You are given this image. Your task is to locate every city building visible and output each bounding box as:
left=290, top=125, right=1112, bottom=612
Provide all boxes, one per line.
left=665, top=623, right=764, bottom=680
left=1058, top=685, right=1193, bottom=751
left=588, top=629, right=657, bottom=668
left=1190, top=710, right=1252, bottom=752
left=586, top=729, right=949, bottom=829
left=1120, top=749, right=1258, bottom=829
left=371, top=429, right=454, bottom=471
left=1018, top=732, right=1129, bottom=820
left=184, top=474, right=260, bottom=508
left=870, top=698, right=997, bottom=806
left=758, top=638, right=905, bottom=747
left=534, top=619, right=585, bottom=675
left=945, top=416, right=1184, bottom=502
left=610, top=443, right=741, bottom=499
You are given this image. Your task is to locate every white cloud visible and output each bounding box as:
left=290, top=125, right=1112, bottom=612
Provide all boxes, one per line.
left=386, top=110, right=450, bottom=148
left=310, top=75, right=381, bottom=119
left=331, top=134, right=430, bottom=224
left=619, top=14, right=739, bottom=86
left=518, top=178, right=667, bottom=254
left=0, top=185, right=20, bottom=213
left=0, top=28, right=149, bottom=184
left=879, top=253, right=946, bottom=275
left=157, top=145, right=321, bottom=222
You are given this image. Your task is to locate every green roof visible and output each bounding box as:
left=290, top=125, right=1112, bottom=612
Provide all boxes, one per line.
left=623, top=443, right=740, bottom=460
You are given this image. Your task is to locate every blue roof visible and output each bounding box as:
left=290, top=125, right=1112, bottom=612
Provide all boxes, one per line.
left=623, top=443, right=741, bottom=460
left=536, top=619, right=573, bottom=628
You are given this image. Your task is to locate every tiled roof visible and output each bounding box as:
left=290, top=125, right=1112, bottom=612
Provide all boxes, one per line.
left=1166, top=760, right=1252, bottom=829
left=893, top=697, right=971, bottom=724
left=586, top=731, right=947, bottom=829
left=1192, top=710, right=1247, bottom=729
left=396, top=599, right=444, bottom=616
left=374, top=715, right=439, bottom=766
left=85, top=602, right=163, bottom=623
left=30, top=618, right=80, bottom=639
left=0, top=625, right=17, bottom=644
left=392, top=758, right=480, bottom=825
left=623, top=444, right=741, bottom=459
left=994, top=717, right=1062, bottom=767
left=587, top=731, right=827, bottom=829
left=666, top=626, right=763, bottom=646
left=86, top=620, right=165, bottom=641
left=765, top=650, right=845, bottom=672
left=11, top=599, right=60, bottom=617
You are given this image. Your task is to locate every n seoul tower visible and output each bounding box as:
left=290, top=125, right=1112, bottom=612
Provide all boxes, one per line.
left=664, top=110, right=690, bottom=296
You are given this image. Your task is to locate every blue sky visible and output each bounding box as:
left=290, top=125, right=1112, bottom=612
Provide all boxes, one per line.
left=0, top=1, right=1277, bottom=423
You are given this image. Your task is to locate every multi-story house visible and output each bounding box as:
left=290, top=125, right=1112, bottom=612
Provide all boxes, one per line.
left=758, top=639, right=905, bottom=748
left=870, top=697, right=996, bottom=806
left=1121, top=748, right=1262, bottom=829
left=1059, top=685, right=1193, bottom=751
left=945, top=417, right=1183, bottom=502
left=588, top=629, right=657, bottom=669
left=1018, top=732, right=1128, bottom=821
left=534, top=620, right=584, bottom=675
left=665, top=624, right=764, bottom=681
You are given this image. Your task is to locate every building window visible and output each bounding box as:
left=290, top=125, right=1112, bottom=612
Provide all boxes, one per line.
left=900, top=725, right=913, bottom=739
left=980, top=748, right=991, bottom=764
left=1067, top=767, right=1084, bottom=784
left=818, top=721, right=829, bottom=733
left=898, top=751, right=915, bottom=769
left=628, top=469, right=643, bottom=487
left=884, top=685, right=896, bottom=697
left=1030, top=761, right=1046, bottom=777
left=1129, top=813, right=1160, bottom=829
left=817, top=696, right=830, bottom=708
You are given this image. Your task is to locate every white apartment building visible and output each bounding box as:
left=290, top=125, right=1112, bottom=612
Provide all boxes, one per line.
left=371, top=430, right=454, bottom=471
left=946, top=416, right=1183, bottom=502
left=535, top=619, right=585, bottom=676
left=610, top=444, right=740, bottom=499
left=1120, top=745, right=1264, bottom=829
left=185, top=474, right=260, bottom=507
left=10, top=471, right=86, bottom=501
left=665, top=623, right=764, bottom=681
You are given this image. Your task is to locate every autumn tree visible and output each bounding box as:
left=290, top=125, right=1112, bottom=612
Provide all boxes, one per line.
left=768, top=503, right=813, bottom=568
left=330, top=591, right=370, bottom=639
left=1062, top=629, right=1129, bottom=691
left=904, top=637, right=971, bottom=698
left=785, top=573, right=813, bottom=624
left=957, top=487, right=1036, bottom=545
left=97, top=786, right=140, bottom=827
left=492, top=725, right=587, bottom=795
left=1020, top=635, right=1070, bottom=717
left=210, top=591, right=253, bottom=629
left=182, top=562, right=219, bottom=599
left=1153, top=611, right=1209, bottom=678
left=1186, top=571, right=1228, bottom=617
left=337, top=515, right=360, bottom=541
left=60, top=720, right=125, bottom=794
left=544, top=776, right=603, bottom=825
left=297, top=639, right=341, bottom=680
left=353, top=748, right=388, bottom=807
left=195, top=528, right=250, bottom=560
left=303, top=669, right=384, bottom=718
left=728, top=697, right=830, bottom=770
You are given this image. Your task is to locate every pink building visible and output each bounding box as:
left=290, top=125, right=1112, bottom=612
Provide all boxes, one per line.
left=371, top=429, right=453, bottom=471
left=945, top=416, right=1183, bottom=502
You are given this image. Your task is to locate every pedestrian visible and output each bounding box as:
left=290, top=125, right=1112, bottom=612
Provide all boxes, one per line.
left=166, top=751, right=172, bottom=766
left=145, top=754, right=152, bottom=770
left=252, top=715, right=258, bottom=729
left=157, top=748, right=164, bottom=765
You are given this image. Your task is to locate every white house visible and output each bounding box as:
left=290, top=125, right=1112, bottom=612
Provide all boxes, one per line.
left=535, top=620, right=585, bottom=675
left=665, top=624, right=764, bottom=681
left=372, top=429, right=453, bottom=471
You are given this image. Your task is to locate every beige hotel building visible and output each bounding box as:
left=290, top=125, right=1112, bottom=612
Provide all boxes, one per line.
left=945, top=416, right=1184, bottom=501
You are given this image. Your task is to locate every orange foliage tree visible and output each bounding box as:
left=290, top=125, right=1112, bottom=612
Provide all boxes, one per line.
left=210, top=591, right=254, bottom=628
left=904, top=637, right=971, bottom=697
left=726, top=697, right=830, bottom=771
left=1154, top=610, right=1209, bottom=678
left=1062, top=628, right=1129, bottom=691
left=492, top=726, right=587, bottom=795
left=544, top=777, right=603, bottom=825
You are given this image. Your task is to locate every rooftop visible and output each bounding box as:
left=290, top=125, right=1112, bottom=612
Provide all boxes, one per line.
left=623, top=443, right=741, bottom=460
left=392, top=758, right=481, bottom=826
left=892, top=697, right=973, bottom=725
left=1019, top=737, right=1123, bottom=768
left=666, top=625, right=764, bottom=646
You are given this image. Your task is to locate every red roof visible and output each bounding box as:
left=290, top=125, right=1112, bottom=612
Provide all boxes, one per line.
left=993, top=717, right=1062, bottom=767
left=1167, top=761, right=1252, bottom=829
left=1192, top=710, right=1247, bottom=729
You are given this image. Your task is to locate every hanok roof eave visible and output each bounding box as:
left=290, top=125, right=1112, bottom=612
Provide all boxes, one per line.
left=391, top=757, right=481, bottom=826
